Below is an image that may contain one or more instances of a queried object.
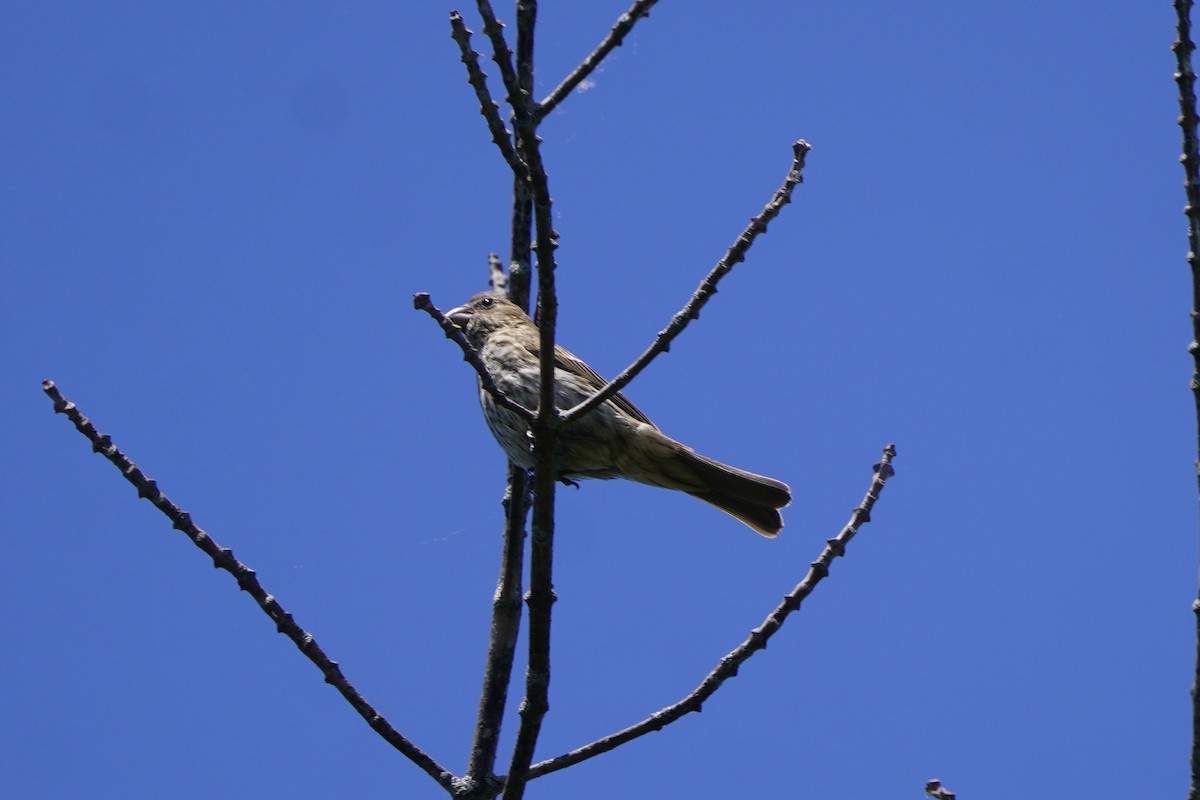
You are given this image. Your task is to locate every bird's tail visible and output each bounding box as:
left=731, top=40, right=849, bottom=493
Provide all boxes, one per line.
left=671, top=449, right=792, bottom=537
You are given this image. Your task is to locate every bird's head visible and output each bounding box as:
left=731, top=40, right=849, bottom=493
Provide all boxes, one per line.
left=445, top=292, right=533, bottom=347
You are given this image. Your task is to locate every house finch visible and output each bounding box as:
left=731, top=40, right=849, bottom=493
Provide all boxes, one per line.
left=446, top=292, right=791, bottom=536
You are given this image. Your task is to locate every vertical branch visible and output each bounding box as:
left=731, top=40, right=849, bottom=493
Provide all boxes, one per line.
left=472, top=1, right=533, bottom=311
left=1175, top=4, right=1200, bottom=800
left=509, top=176, right=533, bottom=312
left=465, top=467, right=530, bottom=795
left=515, top=0, right=536, bottom=105
left=458, top=8, right=538, bottom=796
left=1176, top=2, right=1200, bottom=430
left=1177, top=3, right=1200, bottom=800
left=502, top=4, right=563, bottom=797
left=508, top=0, right=537, bottom=315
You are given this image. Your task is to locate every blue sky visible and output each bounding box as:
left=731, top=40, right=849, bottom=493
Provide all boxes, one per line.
left=1, top=2, right=1187, bottom=798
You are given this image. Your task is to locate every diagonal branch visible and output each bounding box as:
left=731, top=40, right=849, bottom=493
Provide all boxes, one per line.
left=474, top=1, right=528, bottom=118
left=39, top=380, right=456, bottom=793
left=520, top=444, right=898, bottom=782
left=537, top=0, right=659, bottom=120
left=413, top=292, right=536, bottom=423
left=450, top=11, right=526, bottom=177
left=561, top=140, right=811, bottom=426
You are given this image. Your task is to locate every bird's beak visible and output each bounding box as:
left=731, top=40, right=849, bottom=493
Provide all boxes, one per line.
left=446, top=305, right=471, bottom=329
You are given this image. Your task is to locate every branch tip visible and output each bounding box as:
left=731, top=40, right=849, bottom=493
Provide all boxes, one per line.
left=416, top=292, right=536, bottom=421
left=560, top=137, right=812, bottom=425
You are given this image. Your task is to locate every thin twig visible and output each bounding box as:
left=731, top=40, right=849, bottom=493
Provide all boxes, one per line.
left=1174, top=4, right=1200, bottom=800
left=519, top=444, right=898, bottom=781
left=450, top=11, right=526, bottom=177
left=413, top=292, right=536, bottom=423
left=562, top=140, right=811, bottom=425
left=40, top=380, right=456, bottom=793
left=474, top=1, right=527, bottom=116
left=537, top=0, right=659, bottom=119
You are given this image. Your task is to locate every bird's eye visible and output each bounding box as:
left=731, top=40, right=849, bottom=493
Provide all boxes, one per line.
left=479, top=297, right=495, bottom=308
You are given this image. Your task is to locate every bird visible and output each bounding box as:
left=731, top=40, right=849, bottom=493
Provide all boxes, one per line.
left=444, top=292, right=791, bottom=537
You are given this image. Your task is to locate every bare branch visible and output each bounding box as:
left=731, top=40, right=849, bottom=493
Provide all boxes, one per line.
left=504, top=440, right=557, bottom=800
left=507, top=178, right=534, bottom=312
left=39, top=380, right=456, bottom=793
left=463, top=254, right=534, bottom=796
left=522, top=444, right=898, bottom=781
left=454, top=10, right=816, bottom=798
left=474, top=1, right=528, bottom=117
left=412, top=292, right=536, bottom=423
left=465, top=466, right=530, bottom=792
left=562, top=140, right=811, bottom=425
left=1173, top=4, right=1200, bottom=800
left=450, top=11, right=526, bottom=177
left=537, top=0, right=659, bottom=119
left=500, top=4, right=564, bottom=796
left=515, top=0, right=537, bottom=107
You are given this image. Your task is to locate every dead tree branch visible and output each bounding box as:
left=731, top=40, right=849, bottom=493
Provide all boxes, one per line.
left=413, top=292, right=536, bottom=422
left=518, top=445, right=898, bottom=782
left=449, top=12, right=525, bottom=177
left=40, top=380, right=455, bottom=793
left=562, top=140, right=811, bottom=426
left=1173, top=3, right=1200, bottom=799
left=537, top=0, right=660, bottom=119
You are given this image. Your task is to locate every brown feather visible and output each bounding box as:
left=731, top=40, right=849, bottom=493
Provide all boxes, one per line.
left=445, top=292, right=793, bottom=536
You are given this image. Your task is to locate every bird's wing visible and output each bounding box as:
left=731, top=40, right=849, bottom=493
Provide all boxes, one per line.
left=530, top=343, right=657, bottom=428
